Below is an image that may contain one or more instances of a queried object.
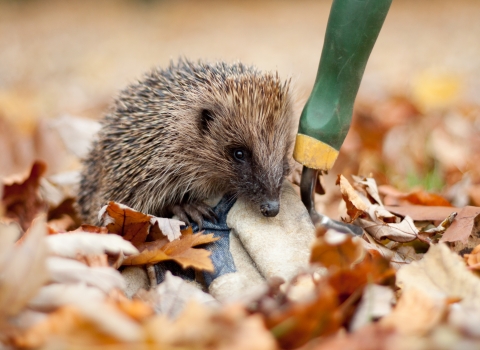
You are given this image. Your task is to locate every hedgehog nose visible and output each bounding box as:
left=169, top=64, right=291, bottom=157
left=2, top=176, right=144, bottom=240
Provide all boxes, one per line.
left=260, top=201, right=280, bottom=217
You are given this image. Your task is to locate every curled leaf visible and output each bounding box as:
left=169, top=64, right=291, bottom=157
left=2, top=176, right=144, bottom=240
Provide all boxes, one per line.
left=336, top=175, right=369, bottom=222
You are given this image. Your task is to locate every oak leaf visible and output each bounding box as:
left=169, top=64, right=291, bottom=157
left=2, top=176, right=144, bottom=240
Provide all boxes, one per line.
left=123, top=228, right=218, bottom=272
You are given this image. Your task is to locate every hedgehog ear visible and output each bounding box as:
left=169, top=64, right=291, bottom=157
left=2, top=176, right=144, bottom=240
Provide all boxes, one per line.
left=200, top=109, right=215, bottom=132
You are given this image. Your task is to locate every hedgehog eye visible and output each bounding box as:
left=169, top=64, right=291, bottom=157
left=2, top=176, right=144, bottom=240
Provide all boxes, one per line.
left=233, top=149, right=246, bottom=162
left=200, top=109, right=214, bottom=131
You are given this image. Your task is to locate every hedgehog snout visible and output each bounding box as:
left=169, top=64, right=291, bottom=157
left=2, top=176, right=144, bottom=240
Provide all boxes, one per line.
left=260, top=200, right=280, bottom=217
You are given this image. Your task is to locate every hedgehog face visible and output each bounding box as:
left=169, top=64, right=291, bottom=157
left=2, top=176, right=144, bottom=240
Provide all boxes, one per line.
left=196, top=83, right=293, bottom=218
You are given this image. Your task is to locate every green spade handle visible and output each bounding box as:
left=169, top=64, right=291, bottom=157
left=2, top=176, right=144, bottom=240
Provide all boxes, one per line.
left=295, top=0, right=392, bottom=225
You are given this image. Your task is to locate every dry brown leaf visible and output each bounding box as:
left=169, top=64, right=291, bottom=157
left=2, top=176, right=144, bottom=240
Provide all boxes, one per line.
left=309, top=323, right=396, bottom=350
left=328, top=252, right=395, bottom=297
left=352, top=175, right=383, bottom=205
left=264, top=282, right=341, bottom=349
left=403, top=190, right=452, bottom=207
left=2, top=161, right=48, bottom=231
left=28, top=284, right=106, bottom=312
left=349, top=284, right=394, bottom=332
left=441, top=206, right=480, bottom=244
left=100, top=201, right=185, bottom=244
left=357, top=216, right=418, bottom=243
left=46, top=256, right=126, bottom=293
left=123, top=230, right=218, bottom=272
left=379, top=185, right=452, bottom=207
left=46, top=231, right=138, bottom=258
left=381, top=288, right=446, bottom=335
left=146, top=301, right=276, bottom=350
left=137, top=271, right=218, bottom=318
left=101, top=201, right=151, bottom=247
left=310, top=230, right=364, bottom=269
left=12, top=303, right=143, bottom=349
left=362, top=233, right=421, bottom=270
left=0, top=217, right=49, bottom=318
left=396, top=243, right=480, bottom=308
left=385, top=205, right=457, bottom=222
left=336, top=175, right=369, bottom=222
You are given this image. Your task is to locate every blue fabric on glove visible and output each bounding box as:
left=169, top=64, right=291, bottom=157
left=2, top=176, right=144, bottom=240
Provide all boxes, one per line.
left=154, top=195, right=237, bottom=287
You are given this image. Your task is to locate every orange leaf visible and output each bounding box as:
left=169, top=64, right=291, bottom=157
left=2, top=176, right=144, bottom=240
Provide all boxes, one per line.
left=265, top=282, right=341, bottom=349
left=403, top=190, right=452, bottom=207
left=123, top=231, right=218, bottom=272
left=379, top=185, right=452, bottom=207
left=310, top=233, right=364, bottom=269
left=464, top=244, right=480, bottom=270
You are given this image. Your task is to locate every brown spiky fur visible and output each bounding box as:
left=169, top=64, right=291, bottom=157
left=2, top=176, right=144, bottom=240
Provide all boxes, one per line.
left=78, top=59, right=294, bottom=224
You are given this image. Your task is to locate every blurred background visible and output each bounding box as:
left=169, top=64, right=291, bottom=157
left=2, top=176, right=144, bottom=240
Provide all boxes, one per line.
left=1, top=0, right=480, bottom=213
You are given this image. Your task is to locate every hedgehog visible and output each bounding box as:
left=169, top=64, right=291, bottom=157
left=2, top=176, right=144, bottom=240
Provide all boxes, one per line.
left=78, top=59, right=295, bottom=227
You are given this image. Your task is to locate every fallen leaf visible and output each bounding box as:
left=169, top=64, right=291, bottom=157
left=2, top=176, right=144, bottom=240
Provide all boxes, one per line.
left=381, top=288, right=446, bottom=335
left=396, top=243, right=480, bottom=308
left=403, top=190, right=452, bottom=207
left=146, top=302, right=276, bottom=350
left=265, top=282, right=341, bottom=349
left=463, top=244, right=480, bottom=270
left=114, top=298, right=154, bottom=322
left=47, top=214, right=75, bottom=233
left=379, top=185, right=452, bottom=207
left=100, top=201, right=185, bottom=244
left=150, top=216, right=184, bottom=242
left=46, top=231, right=138, bottom=258
left=357, top=215, right=418, bottom=243
left=449, top=304, right=480, bottom=338
left=123, top=230, right=218, bottom=272
left=336, top=175, right=369, bottom=223
left=349, top=284, right=394, bottom=332
left=136, top=271, right=219, bottom=318
left=441, top=206, right=480, bottom=244
left=2, top=161, right=48, bottom=231
left=101, top=202, right=151, bottom=247
left=46, top=257, right=126, bottom=293
left=309, top=323, right=396, bottom=350
left=385, top=205, right=457, bottom=222
left=352, top=175, right=383, bottom=205
left=362, top=232, right=421, bottom=270
left=28, top=284, right=106, bottom=312
left=310, top=230, right=365, bottom=269
left=13, top=302, right=143, bottom=349
left=328, top=252, right=395, bottom=297
left=0, top=217, right=49, bottom=318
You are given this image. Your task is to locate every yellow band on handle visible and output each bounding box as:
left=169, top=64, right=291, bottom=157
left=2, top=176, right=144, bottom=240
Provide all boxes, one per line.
left=293, top=134, right=339, bottom=171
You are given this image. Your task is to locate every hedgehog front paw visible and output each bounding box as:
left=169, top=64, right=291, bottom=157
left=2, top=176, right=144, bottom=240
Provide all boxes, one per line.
left=170, top=202, right=217, bottom=230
